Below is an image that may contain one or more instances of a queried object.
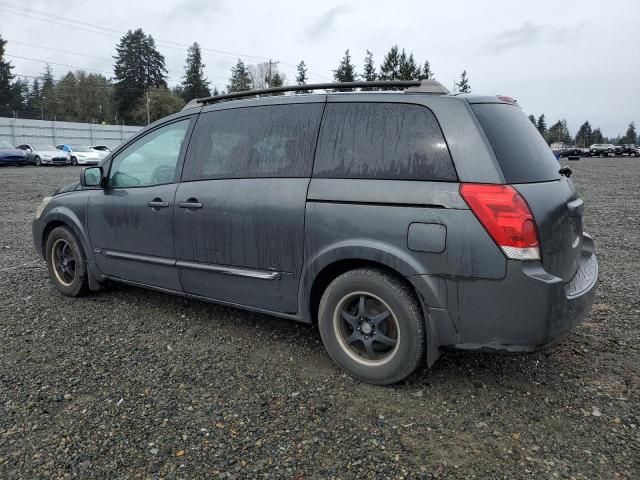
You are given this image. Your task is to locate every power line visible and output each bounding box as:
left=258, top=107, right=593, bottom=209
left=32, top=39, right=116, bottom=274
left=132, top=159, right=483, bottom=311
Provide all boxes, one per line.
left=5, top=54, right=113, bottom=75
left=0, top=1, right=332, bottom=82
left=4, top=39, right=114, bottom=62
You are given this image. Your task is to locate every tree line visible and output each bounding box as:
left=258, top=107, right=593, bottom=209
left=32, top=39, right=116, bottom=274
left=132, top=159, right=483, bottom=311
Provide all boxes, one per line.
left=1, top=31, right=637, bottom=144
left=528, top=113, right=638, bottom=147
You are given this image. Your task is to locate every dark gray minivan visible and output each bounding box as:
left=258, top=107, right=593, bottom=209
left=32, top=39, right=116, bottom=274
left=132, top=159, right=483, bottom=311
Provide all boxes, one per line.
left=32, top=80, right=598, bottom=384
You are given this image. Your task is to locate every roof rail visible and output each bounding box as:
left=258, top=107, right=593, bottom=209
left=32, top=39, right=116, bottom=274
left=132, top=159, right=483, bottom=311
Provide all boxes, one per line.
left=193, top=80, right=449, bottom=105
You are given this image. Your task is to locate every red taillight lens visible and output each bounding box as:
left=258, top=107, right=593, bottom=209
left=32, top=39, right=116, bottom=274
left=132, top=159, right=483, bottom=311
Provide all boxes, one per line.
left=460, top=183, right=540, bottom=260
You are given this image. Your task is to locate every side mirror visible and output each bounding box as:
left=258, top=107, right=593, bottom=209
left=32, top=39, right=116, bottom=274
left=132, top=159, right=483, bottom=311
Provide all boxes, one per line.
left=26, top=148, right=32, bottom=153
left=81, top=166, right=103, bottom=187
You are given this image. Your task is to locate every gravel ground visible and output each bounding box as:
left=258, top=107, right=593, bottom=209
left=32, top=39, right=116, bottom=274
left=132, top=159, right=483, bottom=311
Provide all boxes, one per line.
left=0, top=160, right=638, bottom=479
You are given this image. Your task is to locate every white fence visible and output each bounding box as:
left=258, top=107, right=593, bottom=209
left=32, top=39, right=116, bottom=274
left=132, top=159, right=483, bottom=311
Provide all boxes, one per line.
left=0, top=117, right=142, bottom=149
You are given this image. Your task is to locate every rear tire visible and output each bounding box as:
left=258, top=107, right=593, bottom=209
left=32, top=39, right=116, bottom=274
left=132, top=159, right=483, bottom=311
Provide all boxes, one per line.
left=45, top=226, right=88, bottom=297
left=71, top=156, right=77, bottom=166
left=318, top=268, right=425, bottom=385
left=34, top=155, right=41, bottom=166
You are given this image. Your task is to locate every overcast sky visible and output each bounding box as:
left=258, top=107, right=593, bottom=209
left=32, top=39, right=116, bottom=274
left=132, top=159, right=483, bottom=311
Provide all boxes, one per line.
left=2, top=0, right=639, bottom=136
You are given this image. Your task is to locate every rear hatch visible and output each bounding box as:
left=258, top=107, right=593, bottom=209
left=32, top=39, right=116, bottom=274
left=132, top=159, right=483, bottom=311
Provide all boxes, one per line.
left=471, top=102, right=583, bottom=282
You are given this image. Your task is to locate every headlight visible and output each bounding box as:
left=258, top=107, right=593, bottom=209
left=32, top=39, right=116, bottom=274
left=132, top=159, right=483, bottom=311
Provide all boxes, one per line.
left=35, top=196, right=52, bottom=219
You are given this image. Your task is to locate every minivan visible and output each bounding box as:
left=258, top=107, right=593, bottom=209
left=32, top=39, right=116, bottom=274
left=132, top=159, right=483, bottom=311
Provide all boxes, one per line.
left=33, top=80, right=598, bottom=384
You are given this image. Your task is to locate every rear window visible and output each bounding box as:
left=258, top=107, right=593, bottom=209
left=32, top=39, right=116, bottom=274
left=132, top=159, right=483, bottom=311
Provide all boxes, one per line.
left=313, top=102, right=457, bottom=181
left=472, top=104, right=560, bottom=183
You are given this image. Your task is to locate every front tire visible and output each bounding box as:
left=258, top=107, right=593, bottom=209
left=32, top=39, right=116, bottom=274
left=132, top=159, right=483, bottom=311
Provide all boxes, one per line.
left=71, top=156, right=77, bottom=166
left=45, top=226, right=88, bottom=296
left=34, top=155, right=41, bottom=166
left=318, top=268, right=425, bottom=384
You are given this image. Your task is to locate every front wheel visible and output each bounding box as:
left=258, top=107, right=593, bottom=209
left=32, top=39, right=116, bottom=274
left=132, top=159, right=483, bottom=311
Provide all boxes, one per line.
left=45, top=226, right=88, bottom=296
left=34, top=155, right=41, bottom=166
left=71, top=156, right=77, bottom=166
left=318, top=268, right=425, bottom=384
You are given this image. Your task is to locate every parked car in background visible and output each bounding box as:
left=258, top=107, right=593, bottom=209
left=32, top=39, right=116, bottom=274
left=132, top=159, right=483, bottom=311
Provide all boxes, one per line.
left=33, top=80, right=598, bottom=384
left=90, top=145, right=112, bottom=154
left=628, top=146, right=640, bottom=157
left=590, top=144, right=615, bottom=157
left=0, top=140, right=29, bottom=165
left=56, top=144, right=103, bottom=165
left=17, top=144, right=71, bottom=166
left=620, top=144, right=638, bottom=156
left=557, top=147, right=582, bottom=158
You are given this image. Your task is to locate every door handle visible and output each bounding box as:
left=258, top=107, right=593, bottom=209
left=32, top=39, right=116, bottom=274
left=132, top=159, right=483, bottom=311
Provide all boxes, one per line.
left=179, top=199, right=203, bottom=209
left=148, top=199, right=169, bottom=209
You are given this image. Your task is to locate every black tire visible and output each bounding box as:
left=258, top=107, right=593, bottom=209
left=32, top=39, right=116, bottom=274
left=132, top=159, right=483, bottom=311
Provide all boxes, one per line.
left=45, top=226, right=88, bottom=297
left=631, top=152, right=637, bottom=158
left=34, top=155, right=41, bottom=166
left=71, top=156, right=77, bottom=166
left=318, top=268, right=425, bottom=385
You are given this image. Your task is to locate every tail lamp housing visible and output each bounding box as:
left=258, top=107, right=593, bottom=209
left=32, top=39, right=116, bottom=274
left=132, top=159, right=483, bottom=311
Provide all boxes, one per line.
left=460, top=183, right=540, bottom=261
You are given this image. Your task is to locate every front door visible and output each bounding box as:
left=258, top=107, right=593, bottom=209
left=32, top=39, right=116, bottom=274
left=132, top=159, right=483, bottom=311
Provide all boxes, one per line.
left=174, top=101, right=324, bottom=313
left=88, top=117, right=192, bottom=290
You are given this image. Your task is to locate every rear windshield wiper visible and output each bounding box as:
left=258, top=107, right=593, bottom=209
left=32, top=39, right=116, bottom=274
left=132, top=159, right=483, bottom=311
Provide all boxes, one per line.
left=559, top=166, right=572, bottom=178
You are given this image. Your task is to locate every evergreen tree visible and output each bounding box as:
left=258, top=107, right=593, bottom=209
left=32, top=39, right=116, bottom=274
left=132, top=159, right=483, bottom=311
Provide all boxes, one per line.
left=56, top=71, right=79, bottom=120
left=41, top=65, right=58, bottom=120
left=398, top=50, right=420, bottom=80
left=419, top=60, right=433, bottom=80
left=528, top=114, right=536, bottom=126
left=363, top=50, right=376, bottom=82
left=9, top=77, right=29, bottom=111
left=295, top=60, right=309, bottom=91
left=622, top=121, right=637, bottom=144
left=456, top=70, right=471, bottom=93
left=379, top=45, right=401, bottom=81
left=333, top=49, right=357, bottom=89
left=548, top=119, right=572, bottom=145
left=113, top=28, right=167, bottom=123
left=180, top=42, right=210, bottom=102
left=27, top=78, right=42, bottom=115
left=227, top=59, right=252, bottom=92
left=75, top=72, right=113, bottom=123
left=592, top=127, right=604, bottom=144
left=575, top=121, right=593, bottom=147
left=0, top=35, right=14, bottom=108
left=536, top=114, right=547, bottom=137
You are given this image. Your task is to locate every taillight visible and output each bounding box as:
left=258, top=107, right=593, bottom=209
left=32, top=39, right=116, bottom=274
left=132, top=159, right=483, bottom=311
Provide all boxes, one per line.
left=460, top=183, right=540, bottom=261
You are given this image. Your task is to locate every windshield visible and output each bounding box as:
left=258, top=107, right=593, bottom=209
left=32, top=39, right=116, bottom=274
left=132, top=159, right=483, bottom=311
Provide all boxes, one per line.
left=0, top=141, right=15, bottom=149
left=69, top=145, right=91, bottom=152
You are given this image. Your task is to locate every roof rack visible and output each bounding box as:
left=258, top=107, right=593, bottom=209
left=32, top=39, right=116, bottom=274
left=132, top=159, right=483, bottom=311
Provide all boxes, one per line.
left=193, top=80, right=449, bottom=106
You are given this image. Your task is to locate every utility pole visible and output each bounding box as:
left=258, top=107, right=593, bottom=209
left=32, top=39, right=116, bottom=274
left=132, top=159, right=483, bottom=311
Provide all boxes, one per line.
left=267, top=59, right=279, bottom=88
left=146, top=90, right=151, bottom=125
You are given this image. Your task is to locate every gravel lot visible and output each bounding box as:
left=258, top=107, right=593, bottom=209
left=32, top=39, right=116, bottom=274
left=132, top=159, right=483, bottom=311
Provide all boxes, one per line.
left=1, top=159, right=638, bottom=479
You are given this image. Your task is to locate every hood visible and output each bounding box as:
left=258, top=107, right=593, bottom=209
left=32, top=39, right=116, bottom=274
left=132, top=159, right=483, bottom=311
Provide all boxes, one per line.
left=38, top=150, right=68, bottom=157
left=0, top=148, right=27, bottom=156
left=54, top=182, right=80, bottom=195
left=74, top=151, right=101, bottom=158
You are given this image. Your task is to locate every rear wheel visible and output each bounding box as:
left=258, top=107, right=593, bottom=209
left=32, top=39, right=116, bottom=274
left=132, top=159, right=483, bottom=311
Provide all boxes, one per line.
left=71, top=156, right=77, bottom=166
left=318, top=268, right=425, bottom=384
left=34, top=155, right=41, bottom=166
left=45, top=226, right=88, bottom=296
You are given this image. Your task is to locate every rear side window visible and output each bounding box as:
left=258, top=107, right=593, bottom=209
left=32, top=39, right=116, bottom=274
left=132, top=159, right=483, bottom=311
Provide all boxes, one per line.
left=472, top=104, right=560, bottom=183
left=183, top=103, right=323, bottom=181
left=313, top=103, right=457, bottom=181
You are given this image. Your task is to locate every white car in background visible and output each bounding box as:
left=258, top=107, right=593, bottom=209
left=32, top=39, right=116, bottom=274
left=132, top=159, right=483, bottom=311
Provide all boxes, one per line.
left=56, top=144, right=103, bottom=165
left=16, top=144, right=71, bottom=166
left=90, top=145, right=112, bottom=155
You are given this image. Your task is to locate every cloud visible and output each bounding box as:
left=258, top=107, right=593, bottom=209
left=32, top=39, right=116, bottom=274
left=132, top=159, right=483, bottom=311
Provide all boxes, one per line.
left=484, top=21, right=583, bottom=55
left=302, top=5, right=350, bottom=42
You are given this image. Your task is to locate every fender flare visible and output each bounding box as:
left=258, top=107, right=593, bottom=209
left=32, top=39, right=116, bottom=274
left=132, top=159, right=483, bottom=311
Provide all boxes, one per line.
left=40, top=206, right=94, bottom=264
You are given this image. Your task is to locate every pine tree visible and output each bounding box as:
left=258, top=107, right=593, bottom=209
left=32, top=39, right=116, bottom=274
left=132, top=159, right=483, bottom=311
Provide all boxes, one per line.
left=528, top=114, right=536, bottom=126
left=0, top=35, right=14, bottom=108
left=575, top=121, right=593, bottom=147
left=536, top=114, right=547, bottom=136
left=180, top=42, right=210, bottom=102
left=548, top=119, right=572, bottom=145
left=27, top=78, right=42, bottom=114
left=40, top=64, right=58, bottom=120
left=227, top=59, right=252, bottom=92
left=56, top=71, right=79, bottom=120
left=133, top=86, right=184, bottom=124
left=419, top=60, right=433, bottom=80
left=9, top=78, right=29, bottom=111
left=592, top=127, right=604, bottom=144
left=295, top=60, right=309, bottom=91
left=379, top=45, right=401, bottom=81
left=333, top=49, right=357, bottom=90
left=398, top=50, right=420, bottom=80
left=623, top=121, right=636, bottom=144
left=113, top=28, right=167, bottom=123
left=456, top=70, right=471, bottom=93
left=363, top=50, right=376, bottom=82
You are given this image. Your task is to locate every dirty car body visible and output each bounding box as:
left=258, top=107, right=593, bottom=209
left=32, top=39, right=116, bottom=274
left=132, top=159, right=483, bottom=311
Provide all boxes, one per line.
left=32, top=81, right=598, bottom=384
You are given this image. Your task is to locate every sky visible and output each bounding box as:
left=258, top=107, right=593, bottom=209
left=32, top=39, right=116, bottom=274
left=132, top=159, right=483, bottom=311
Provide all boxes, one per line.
left=1, top=0, right=639, bottom=137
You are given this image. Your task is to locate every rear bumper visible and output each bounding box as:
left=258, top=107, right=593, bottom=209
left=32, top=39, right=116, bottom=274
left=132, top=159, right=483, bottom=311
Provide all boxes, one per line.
left=421, top=233, right=598, bottom=351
